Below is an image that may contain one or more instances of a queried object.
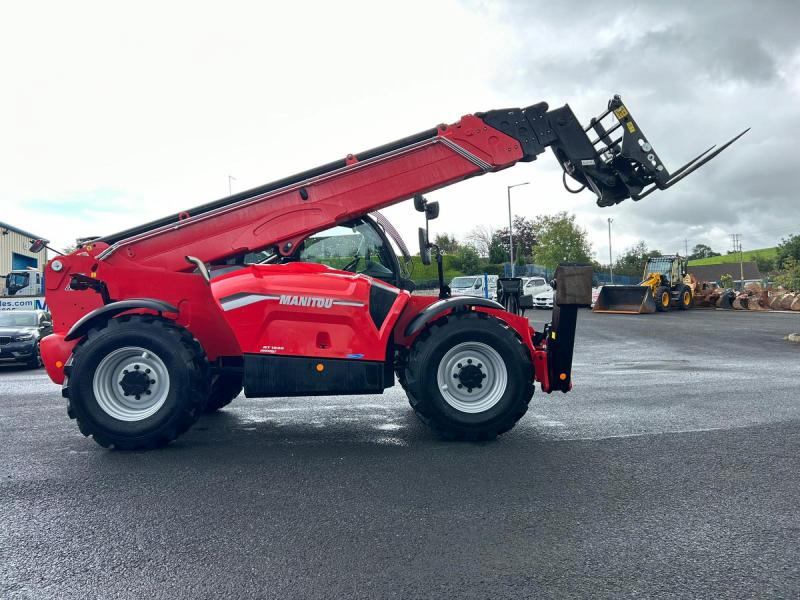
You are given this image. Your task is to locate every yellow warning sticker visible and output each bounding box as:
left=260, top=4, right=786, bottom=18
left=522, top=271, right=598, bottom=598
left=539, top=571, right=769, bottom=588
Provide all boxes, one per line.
left=613, top=106, right=629, bottom=119
left=626, top=121, right=636, bottom=133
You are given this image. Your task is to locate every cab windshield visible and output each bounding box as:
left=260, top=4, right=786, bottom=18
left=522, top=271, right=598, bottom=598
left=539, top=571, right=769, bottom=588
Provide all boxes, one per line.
left=647, top=259, right=673, bottom=276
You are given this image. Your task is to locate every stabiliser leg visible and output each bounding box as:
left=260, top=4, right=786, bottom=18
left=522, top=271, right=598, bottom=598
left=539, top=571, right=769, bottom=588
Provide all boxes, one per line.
left=546, top=265, right=592, bottom=393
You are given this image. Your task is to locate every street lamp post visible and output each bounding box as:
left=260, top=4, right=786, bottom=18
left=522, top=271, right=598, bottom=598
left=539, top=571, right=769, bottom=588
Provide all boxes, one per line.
left=607, top=217, right=614, bottom=284
left=507, top=182, right=529, bottom=276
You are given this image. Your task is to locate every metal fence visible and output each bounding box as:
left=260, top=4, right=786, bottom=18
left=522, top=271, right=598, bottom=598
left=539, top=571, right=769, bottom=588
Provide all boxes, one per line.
left=503, top=263, right=639, bottom=286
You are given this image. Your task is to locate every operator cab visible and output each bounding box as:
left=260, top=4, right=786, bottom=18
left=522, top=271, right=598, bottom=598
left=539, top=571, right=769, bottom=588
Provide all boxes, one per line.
left=236, top=216, right=415, bottom=291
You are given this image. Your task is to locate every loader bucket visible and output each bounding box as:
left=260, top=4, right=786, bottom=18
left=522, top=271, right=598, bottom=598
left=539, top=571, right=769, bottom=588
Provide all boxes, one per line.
left=593, top=286, right=656, bottom=314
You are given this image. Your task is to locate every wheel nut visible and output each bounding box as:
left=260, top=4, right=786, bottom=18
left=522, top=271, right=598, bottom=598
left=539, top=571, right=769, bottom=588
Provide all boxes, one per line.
left=134, top=365, right=140, bottom=370
left=145, top=368, right=151, bottom=374
left=457, top=384, right=463, bottom=389
left=457, top=363, right=462, bottom=368
left=467, top=388, right=472, bottom=393
left=453, top=373, right=458, bottom=378
left=150, top=379, right=156, bottom=384
left=123, top=370, right=129, bottom=374
left=135, top=394, right=141, bottom=400
left=145, top=390, right=151, bottom=395
left=467, top=359, right=472, bottom=364
left=482, top=373, right=487, bottom=379
left=477, top=364, right=482, bottom=369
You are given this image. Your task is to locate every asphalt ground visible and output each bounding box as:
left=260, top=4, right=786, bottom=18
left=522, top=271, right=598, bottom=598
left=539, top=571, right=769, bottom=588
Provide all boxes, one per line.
left=1, top=309, right=799, bottom=599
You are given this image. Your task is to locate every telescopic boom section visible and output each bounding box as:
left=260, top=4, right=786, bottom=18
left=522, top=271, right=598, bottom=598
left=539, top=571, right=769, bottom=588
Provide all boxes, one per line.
left=89, top=95, right=745, bottom=273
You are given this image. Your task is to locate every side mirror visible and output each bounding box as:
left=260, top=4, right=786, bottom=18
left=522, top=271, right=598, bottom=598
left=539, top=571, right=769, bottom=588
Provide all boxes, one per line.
left=424, top=201, right=439, bottom=220
left=29, top=239, right=47, bottom=253
left=413, top=194, right=427, bottom=212
left=418, top=228, right=431, bottom=266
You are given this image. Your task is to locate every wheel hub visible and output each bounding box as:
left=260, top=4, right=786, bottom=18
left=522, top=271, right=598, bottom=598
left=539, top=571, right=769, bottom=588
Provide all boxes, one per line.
left=119, top=367, right=154, bottom=398
left=456, top=363, right=485, bottom=391
left=437, top=341, right=508, bottom=414
left=93, top=347, right=170, bottom=422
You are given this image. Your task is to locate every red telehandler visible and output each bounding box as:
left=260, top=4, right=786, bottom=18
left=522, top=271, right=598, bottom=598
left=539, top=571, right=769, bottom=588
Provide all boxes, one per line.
left=37, top=95, right=745, bottom=449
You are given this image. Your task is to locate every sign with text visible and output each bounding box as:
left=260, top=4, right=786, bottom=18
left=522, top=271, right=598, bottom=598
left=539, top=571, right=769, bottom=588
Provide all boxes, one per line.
left=0, top=296, right=48, bottom=312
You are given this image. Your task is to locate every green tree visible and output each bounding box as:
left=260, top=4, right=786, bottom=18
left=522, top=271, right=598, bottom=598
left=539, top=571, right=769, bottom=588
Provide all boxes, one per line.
left=488, top=235, right=508, bottom=264
left=451, top=245, right=481, bottom=274
left=688, top=243, right=720, bottom=260
left=775, top=257, right=800, bottom=291
left=495, top=216, right=537, bottom=261
left=753, top=255, right=775, bottom=273
left=777, top=234, right=800, bottom=268
left=720, top=273, right=734, bottom=289
left=532, top=211, right=593, bottom=269
left=614, top=241, right=662, bottom=278
left=434, top=233, right=460, bottom=254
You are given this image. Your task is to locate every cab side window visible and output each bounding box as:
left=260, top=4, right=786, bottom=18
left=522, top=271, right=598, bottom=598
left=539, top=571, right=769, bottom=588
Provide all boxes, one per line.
left=296, top=219, right=398, bottom=283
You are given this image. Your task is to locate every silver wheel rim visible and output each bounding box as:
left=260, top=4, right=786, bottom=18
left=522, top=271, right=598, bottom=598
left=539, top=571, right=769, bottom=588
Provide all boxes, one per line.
left=436, top=341, right=508, bottom=414
left=92, top=346, right=170, bottom=422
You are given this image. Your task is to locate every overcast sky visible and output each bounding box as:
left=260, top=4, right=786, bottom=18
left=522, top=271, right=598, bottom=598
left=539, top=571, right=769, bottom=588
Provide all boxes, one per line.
left=2, top=0, right=798, bottom=262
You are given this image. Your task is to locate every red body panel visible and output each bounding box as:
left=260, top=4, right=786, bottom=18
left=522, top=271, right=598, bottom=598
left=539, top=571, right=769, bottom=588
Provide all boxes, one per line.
left=210, top=263, right=409, bottom=361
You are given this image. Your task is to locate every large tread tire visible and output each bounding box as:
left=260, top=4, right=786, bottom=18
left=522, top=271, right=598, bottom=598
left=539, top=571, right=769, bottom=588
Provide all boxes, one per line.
left=677, top=284, right=693, bottom=310
left=655, top=286, right=671, bottom=312
left=203, top=372, right=243, bottom=413
left=403, top=311, right=533, bottom=441
left=64, top=314, right=210, bottom=450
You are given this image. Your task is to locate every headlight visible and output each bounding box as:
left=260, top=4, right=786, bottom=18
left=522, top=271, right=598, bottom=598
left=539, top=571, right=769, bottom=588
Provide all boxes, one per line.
left=14, top=333, right=34, bottom=341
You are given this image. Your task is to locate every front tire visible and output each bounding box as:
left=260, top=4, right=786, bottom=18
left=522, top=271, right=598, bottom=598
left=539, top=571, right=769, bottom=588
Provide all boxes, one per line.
left=64, top=315, right=209, bottom=450
left=403, top=312, right=533, bottom=440
left=655, top=286, right=671, bottom=312
left=25, top=342, right=42, bottom=369
left=677, top=285, right=693, bottom=310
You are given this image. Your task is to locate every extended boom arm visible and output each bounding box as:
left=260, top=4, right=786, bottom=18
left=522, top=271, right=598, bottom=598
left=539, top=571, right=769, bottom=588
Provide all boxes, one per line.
left=83, top=95, right=744, bottom=273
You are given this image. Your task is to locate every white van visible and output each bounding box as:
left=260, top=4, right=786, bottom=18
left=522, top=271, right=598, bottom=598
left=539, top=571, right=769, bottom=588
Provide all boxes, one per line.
left=449, top=275, right=498, bottom=298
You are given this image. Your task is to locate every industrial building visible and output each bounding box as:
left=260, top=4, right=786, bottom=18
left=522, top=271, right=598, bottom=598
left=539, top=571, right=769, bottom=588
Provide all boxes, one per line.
left=0, top=221, right=48, bottom=277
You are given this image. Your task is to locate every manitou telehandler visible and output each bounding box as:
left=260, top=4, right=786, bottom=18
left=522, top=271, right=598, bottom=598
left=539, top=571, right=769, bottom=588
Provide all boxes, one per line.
left=36, top=95, right=745, bottom=449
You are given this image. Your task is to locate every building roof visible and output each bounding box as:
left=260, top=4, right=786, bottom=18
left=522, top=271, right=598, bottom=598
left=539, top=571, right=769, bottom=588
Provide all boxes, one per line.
left=688, top=261, right=762, bottom=282
left=0, top=221, right=49, bottom=244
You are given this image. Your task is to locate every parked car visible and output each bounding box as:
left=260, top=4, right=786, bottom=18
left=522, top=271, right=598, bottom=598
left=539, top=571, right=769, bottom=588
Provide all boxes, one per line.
left=533, top=288, right=554, bottom=309
left=523, top=276, right=551, bottom=297
left=449, top=275, right=498, bottom=298
left=0, top=310, right=52, bottom=368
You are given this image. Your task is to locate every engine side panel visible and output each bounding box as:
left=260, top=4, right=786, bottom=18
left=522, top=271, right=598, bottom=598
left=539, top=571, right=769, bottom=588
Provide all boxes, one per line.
left=211, top=263, right=409, bottom=362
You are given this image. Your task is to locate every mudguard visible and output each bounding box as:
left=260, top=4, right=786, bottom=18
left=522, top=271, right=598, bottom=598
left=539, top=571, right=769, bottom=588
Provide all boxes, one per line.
left=64, top=299, right=178, bottom=341
left=404, top=297, right=503, bottom=337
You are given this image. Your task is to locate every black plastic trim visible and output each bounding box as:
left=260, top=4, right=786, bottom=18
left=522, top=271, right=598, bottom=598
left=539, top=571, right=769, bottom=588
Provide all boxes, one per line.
left=64, top=299, right=178, bottom=341
left=243, top=353, right=388, bottom=397
left=404, top=297, right=503, bottom=337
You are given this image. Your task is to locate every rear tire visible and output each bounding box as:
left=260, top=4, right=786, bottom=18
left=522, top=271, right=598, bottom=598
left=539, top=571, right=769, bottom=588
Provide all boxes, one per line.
left=655, top=286, right=671, bottom=312
left=64, top=315, right=209, bottom=450
left=403, top=312, right=533, bottom=441
left=203, top=372, right=243, bottom=413
left=677, top=285, right=693, bottom=310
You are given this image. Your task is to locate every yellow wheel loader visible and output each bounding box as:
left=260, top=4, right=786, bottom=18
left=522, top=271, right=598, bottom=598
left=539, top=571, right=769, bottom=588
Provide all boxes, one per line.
left=594, top=255, right=695, bottom=314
